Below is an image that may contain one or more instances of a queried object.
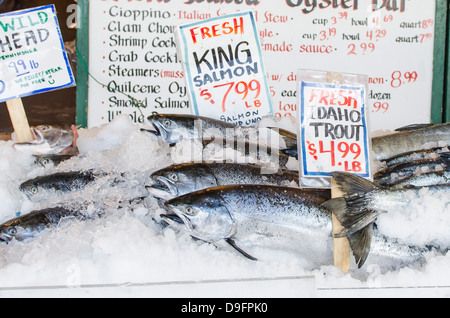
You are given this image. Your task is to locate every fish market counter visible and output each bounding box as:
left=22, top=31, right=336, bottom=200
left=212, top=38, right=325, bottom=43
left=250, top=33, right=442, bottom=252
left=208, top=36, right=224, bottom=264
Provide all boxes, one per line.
left=2, top=275, right=450, bottom=298
left=0, top=116, right=449, bottom=299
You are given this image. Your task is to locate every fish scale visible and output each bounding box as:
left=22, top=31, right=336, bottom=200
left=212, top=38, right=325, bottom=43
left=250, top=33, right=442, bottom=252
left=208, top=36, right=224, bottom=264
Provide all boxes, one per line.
left=19, top=171, right=99, bottom=200
left=163, top=184, right=435, bottom=272
left=372, top=123, right=450, bottom=161
left=145, top=114, right=298, bottom=150
left=148, top=162, right=300, bottom=200
left=0, top=207, right=85, bottom=243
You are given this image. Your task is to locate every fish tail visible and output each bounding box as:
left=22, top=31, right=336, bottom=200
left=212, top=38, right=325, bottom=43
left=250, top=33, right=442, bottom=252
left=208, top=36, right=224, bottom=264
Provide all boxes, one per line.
left=329, top=172, right=380, bottom=236
left=322, top=197, right=375, bottom=269
left=322, top=172, right=383, bottom=268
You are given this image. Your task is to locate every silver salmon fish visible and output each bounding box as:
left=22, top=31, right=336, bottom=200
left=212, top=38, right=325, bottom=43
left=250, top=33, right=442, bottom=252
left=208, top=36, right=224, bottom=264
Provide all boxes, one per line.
left=19, top=171, right=99, bottom=200
left=374, top=154, right=450, bottom=186
left=372, top=123, right=450, bottom=161
left=163, top=184, right=433, bottom=271
left=145, top=114, right=298, bottom=150
left=148, top=162, right=301, bottom=200
left=13, top=125, right=79, bottom=156
left=389, top=171, right=450, bottom=189
left=0, top=207, right=85, bottom=243
left=200, top=139, right=291, bottom=171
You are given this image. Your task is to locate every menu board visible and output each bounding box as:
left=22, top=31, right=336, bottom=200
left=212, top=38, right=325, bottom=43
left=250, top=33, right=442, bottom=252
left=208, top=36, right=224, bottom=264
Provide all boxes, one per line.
left=87, top=0, right=436, bottom=131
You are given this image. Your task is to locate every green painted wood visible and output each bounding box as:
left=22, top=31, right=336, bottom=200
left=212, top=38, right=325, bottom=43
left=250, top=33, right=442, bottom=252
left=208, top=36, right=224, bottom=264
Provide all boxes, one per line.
left=446, top=0, right=450, bottom=123
left=75, top=0, right=89, bottom=128
left=433, top=0, right=448, bottom=123
left=431, top=0, right=447, bottom=123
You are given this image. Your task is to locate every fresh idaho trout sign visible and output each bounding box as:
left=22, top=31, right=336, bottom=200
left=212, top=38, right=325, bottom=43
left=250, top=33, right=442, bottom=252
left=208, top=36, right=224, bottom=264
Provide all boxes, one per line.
left=298, top=71, right=372, bottom=186
left=0, top=5, right=75, bottom=103
left=177, top=11, right=273, bottom=126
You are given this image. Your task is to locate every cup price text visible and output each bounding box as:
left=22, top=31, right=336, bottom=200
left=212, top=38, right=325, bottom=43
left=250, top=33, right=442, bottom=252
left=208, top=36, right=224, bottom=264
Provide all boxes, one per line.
left=307, top=140, right=363, bottom=172
left=319, top=27, right=337, bottom=41
left=331, top=11, right=349, bottom=24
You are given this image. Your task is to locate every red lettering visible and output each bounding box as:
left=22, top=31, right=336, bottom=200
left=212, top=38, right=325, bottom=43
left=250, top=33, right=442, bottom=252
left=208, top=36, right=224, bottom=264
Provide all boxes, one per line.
left=222, top=21, right=233, bottom=35
left=200, top=27, right=212, bottom=40
left=189, top=17, right=244, bottom=44
left=190, top=27, right=200, bottom=44
left=299, top=44, right=334, bottom=54
left=308, top=89, right=321, bottom=103
left=234, top=17, right=244, bottom=34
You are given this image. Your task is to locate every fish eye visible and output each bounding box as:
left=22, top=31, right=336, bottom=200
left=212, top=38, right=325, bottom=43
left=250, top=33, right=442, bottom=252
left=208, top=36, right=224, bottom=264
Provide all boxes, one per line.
left=163, top=119, right=172, bottom=127
left=185, top=206, right=195, bottom=216
left=7, top=227, right=17, bottom=236
left=168, top=173, right=178, bottom=182
left=30, top=186, right=38, bottom=195
left=40, top=125, right=50, bottom=131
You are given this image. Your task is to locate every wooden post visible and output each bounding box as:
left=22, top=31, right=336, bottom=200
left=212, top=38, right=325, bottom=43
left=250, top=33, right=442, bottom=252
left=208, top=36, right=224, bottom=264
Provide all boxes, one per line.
left=324, top=72, right=351, bottom=272
left=6, top=98, right=34, bottom=143
left=331, top=179, right=350, bottom=273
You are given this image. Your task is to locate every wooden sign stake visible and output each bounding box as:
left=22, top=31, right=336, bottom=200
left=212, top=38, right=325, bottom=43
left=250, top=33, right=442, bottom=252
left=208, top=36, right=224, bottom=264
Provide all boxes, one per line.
left=326, top=72, right=350, bottom=273
left=331, top=179, right=350, bottom=273
left=6, top=98, right=34, bottom=143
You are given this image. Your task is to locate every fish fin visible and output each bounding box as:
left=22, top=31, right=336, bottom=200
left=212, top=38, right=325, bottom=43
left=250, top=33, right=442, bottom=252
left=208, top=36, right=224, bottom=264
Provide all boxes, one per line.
left=394, top=124, right=435, bottom=132
left=322, top=197, right=366, bottom=237
left=226, top=238, right=258, bottom=261
left=348, top=223, right=374, bottom=269
left=279, top=147, right=298, bottom=159
left=59, top=146, right=79, bottom=156
left=321, top=198, right=347, bottom=225
left=327, top=172, right=383, bottom=237
left=331, top=171, right=379, bottom=195
left=322, top=197, right=374, bottom=268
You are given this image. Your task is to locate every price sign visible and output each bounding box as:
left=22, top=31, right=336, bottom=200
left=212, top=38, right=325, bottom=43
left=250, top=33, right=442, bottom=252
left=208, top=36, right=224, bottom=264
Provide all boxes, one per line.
left=0, top=5, right=75, bottom=103
left=176, top=11, right=273, bottom=126
left=298, top=71, right=372, bottom=186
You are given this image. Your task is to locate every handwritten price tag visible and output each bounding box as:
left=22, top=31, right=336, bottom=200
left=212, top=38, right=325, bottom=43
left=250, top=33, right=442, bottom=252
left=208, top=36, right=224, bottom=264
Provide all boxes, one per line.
left=298, top=71, right=372, bottom=184
left=177, top=11, right=273, bottom=126
left=0, top=5, right=74, bottom=103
